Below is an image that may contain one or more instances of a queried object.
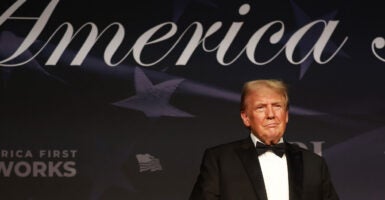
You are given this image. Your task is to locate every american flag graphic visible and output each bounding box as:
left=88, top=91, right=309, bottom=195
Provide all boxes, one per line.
left=136, top=154, right=163, bottom=172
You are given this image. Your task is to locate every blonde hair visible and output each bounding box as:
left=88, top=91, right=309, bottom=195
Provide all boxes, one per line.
left=240, top=79, right=289, bottom=111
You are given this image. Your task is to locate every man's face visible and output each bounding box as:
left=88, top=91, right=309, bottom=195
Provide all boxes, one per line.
left=240, top=86, right=288, bottom=145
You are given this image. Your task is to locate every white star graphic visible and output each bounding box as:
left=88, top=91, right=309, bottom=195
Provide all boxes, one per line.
left=112, top=67, right=194, bottom=118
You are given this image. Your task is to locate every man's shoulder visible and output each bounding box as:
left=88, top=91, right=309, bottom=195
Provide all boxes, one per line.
left=286, top=142, right=325, bottom=160
left=205, top=138, right=250, bottom=153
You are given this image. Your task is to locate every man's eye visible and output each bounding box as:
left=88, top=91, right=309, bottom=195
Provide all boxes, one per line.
left=256, top=106, right=264, bottom=111
left=273, top=105, right=283, bottom=109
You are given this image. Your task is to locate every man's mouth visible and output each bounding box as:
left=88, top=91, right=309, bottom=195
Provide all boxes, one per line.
left=264, top=123, right=279, bottom=128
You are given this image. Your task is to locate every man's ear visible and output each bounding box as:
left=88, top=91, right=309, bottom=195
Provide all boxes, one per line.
left=240, top=111, right=250, bottom=127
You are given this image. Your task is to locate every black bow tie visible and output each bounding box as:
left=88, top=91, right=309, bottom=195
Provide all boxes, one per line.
left=256, top=142, right=286, bottom=157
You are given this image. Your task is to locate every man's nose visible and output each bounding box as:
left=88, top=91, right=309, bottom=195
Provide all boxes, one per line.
left=266, top=106, right=275, bottom=118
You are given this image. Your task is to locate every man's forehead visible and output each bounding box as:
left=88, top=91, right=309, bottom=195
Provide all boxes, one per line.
left=246, top=91, right=286, bottom=104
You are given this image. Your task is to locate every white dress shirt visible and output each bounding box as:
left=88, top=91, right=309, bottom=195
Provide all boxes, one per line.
left=250, top=133, right=289, bottom=200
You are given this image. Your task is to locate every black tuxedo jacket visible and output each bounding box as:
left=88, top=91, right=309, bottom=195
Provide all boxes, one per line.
left=189, top=138, right=339, bottom=200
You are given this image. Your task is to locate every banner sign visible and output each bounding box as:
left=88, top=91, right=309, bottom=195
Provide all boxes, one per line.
left=1, top=0, right=384, bottom=199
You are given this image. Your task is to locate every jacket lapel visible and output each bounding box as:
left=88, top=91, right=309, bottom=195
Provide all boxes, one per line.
left=235, top=139, right=268, bottom=200
left=286, top=142, right=304, bottom=200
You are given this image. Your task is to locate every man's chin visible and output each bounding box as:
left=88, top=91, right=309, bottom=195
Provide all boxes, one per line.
left=263, top=133, right=283, bottom=143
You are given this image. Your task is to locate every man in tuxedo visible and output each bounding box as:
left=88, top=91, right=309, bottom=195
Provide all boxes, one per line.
left=189, top=79, right=339, bottom=200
